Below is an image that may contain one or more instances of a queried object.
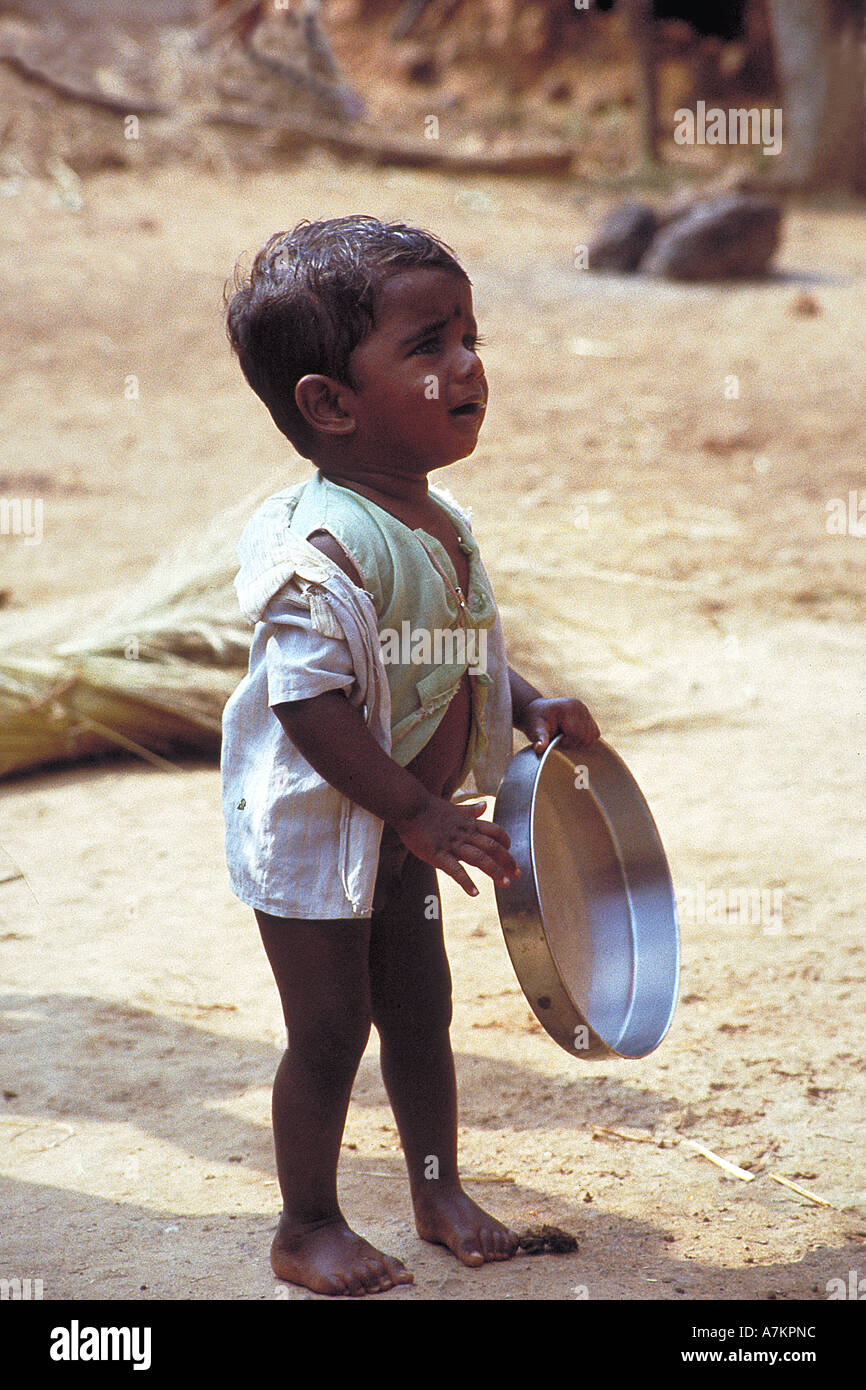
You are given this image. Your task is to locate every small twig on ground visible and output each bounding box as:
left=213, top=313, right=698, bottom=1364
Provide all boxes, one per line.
left=769, top=1174, right=833, bottom=1207
left=679, top=1138, right=756, bottom=1181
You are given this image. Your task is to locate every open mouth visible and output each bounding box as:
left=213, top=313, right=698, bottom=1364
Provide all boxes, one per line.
left=449, top=400, right=484, bottom=417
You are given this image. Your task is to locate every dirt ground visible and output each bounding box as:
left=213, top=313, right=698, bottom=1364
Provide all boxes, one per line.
left=1, top=133, right=865, bottom=1304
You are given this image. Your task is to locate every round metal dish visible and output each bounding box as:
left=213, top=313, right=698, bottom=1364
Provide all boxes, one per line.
left=493, top=737, right=680, bottom=1060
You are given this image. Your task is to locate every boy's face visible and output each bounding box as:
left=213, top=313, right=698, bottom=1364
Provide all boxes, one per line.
left=343, top=267, right=487, bottom=474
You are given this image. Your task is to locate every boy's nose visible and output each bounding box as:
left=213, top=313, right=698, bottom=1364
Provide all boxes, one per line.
left=454, top=345, right=484, bottom=380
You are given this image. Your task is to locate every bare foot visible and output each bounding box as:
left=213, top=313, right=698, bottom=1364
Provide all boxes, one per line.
left=271, top=1213, right=414, bottom=1297
left=413, top=1184, right=520, bottom=1267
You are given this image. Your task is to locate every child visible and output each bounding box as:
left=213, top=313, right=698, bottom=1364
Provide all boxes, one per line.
left=220, top=216, right=600, bottom=1297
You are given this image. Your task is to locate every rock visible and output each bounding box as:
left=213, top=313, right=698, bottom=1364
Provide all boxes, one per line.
left=639, top=193, right=783, bottom=281
left=588, top=201, right=661, bottom=273
left=790, top=290, right=821, bottom=316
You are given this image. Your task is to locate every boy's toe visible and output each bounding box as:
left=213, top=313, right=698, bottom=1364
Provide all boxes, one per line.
left=385, top=1257, right=414, bottom=1286
left=365, top=1261, right=394, bottom=1293
left=479, top=1228, right=497, bottom=1261
left=456, top=1238, right=485, bottom=1267
left=498, top=1228, right=519, bottom=1259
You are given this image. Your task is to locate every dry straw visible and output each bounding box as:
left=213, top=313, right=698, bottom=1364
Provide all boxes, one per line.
left=0, top=484, right=282, bottom=782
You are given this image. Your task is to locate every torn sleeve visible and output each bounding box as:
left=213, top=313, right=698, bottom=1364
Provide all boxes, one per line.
left=261, top=590, right=357, bottom=708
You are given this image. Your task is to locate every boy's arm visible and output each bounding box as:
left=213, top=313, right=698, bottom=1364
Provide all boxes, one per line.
left=273, top=691, right=519, bottom=896
left=509, top=666, right=545, bottom=725
left=508, top=665, right=601, bottom=754
left=281, top=530, right=517, bottom=894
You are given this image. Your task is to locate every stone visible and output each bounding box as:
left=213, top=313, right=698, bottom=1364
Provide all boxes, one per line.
left=587, top=200, right=661, bottom=273
left=639, top=193, right=783, bottom=281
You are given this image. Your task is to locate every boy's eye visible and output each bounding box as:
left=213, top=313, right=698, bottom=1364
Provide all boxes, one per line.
left=410, top=331, right=486, bottom=356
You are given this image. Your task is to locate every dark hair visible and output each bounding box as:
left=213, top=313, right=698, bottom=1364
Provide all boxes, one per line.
left=224, top=215, right=469, bottom=456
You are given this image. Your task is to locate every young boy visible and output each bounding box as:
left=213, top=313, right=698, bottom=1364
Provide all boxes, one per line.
left=221, top=216, right=600, bottom=1297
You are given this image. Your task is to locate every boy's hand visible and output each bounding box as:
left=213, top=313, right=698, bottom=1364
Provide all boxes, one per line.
left=516, top=697, right=600, bottom=757
left=393, top=796, right=520, bottom=898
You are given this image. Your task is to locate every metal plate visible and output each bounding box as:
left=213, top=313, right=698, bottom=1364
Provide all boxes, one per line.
left=493, top=737, right=680, bottom=1060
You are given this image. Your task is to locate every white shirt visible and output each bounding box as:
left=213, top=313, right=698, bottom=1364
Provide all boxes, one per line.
left=220, top=483, right=513, bottom=919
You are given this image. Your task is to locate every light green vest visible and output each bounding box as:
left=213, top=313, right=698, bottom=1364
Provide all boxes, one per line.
left=289, top=471, right=499, bottom=775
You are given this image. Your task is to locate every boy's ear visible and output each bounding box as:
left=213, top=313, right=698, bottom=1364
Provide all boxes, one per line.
left=294, top=374, right=356, bottom=436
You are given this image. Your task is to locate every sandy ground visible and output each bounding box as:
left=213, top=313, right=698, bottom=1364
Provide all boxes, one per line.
left=1, top=147, right=865, bottom=1306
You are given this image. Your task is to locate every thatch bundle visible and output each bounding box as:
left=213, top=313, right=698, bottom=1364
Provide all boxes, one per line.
left=0, top=484, right=279, bottom=782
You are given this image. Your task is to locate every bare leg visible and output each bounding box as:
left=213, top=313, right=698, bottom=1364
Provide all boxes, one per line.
left=368, top=855, right=519, bottom=1266
left=255, top=910, right=414, bottom=1296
